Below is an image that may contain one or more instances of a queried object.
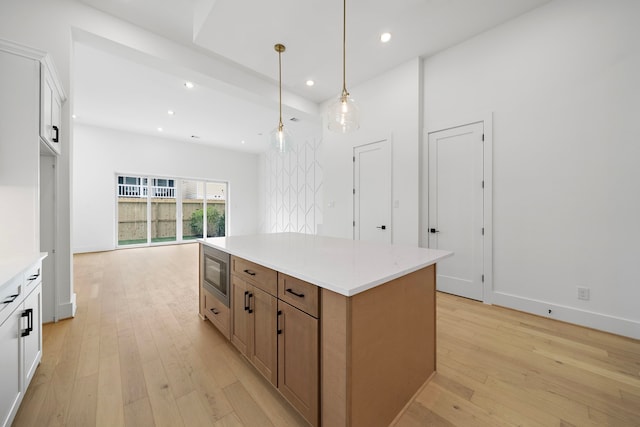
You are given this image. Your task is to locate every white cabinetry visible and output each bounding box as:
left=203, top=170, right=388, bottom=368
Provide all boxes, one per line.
left=0, top=298, right=22, bottom=427
left=0, top=258, right=44, bottom=427
left=40, top=60, right=64, bottom=155
left=1, top=38, right=65, bottom=325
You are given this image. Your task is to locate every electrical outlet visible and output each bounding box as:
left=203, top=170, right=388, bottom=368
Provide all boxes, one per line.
left=577, top=287, right=590, bottom=301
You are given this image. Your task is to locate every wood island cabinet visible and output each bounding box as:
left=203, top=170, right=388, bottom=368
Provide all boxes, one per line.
left=278, top=299, right=319, bottom=425
left=199, top=236, right=446, bottom=427
left=228, top=256, right=320, bottom=426
left=230, top=263, right=278, bottom=386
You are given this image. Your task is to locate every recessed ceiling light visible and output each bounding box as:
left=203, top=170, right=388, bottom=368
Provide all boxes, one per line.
left=184, top=81, right=194, bottom=89
left=157, top=127, right=163, bottom=132
left=72, top=114, right=77, bottom=119
left=241, top=140, right=245, bottom=144
left=306, top=80, right=315, bottom=87
left=167, top=110, right=175, bottom=115
left=380, top=32, right=392, bottom=43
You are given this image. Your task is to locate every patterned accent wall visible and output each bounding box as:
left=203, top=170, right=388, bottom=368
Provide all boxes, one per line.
left=259, top=137, right=323, bottom=234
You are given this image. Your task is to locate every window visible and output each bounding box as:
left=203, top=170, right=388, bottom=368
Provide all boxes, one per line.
left=117, top=174, right=226, bottom=247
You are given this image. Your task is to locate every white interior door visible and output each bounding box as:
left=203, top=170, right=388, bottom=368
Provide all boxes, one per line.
left=354, top=140, right=391, bottom=243
left=428, top=122, right=484, bottom=301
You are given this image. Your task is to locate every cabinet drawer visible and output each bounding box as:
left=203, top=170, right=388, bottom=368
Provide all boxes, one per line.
left=232, top=256, right=277, bottom=296
left=1, top=274, right=22, bottom=325
left=203, top=288, right=230, bottom=340
left=278, top=274, right=319, bottom=318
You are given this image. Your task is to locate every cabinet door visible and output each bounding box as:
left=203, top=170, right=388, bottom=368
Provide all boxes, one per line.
left=230, top=276, right=250, bottom=355
left=22, top=283, right=42, bottom=386
left=0, top=307, right=22, bottom=427
left=40, top=68, right=61, bottom=154
left=249, top=286, right=277, bottom=386
left=278, top=301, right=319, bottom=426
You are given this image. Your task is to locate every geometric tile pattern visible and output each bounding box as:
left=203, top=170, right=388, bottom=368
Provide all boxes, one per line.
left=259, top=137, right=323, bottom=234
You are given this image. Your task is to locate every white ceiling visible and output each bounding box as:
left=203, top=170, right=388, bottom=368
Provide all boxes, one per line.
left=74, top=0, right=551, bottom=153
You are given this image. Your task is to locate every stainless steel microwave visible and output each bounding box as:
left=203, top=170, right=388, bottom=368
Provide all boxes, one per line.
left=202, top=245, right=230, bottom=307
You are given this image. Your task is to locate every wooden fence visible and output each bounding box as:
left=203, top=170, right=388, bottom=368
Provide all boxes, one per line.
left=118, top=198, right=225, bottom=242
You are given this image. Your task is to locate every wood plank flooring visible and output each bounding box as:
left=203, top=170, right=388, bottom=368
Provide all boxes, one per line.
left=12, top=243, right=640, bottom=426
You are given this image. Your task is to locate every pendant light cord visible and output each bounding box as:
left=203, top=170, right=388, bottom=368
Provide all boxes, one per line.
left=342, top=0, right=348, bottom=97
left=278, top=48, right=283, bottom=128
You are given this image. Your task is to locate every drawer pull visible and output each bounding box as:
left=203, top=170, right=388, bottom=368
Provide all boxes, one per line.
left=210, top=308, right=219, bottom=315
left=243, top=269, right=256, bottom=276
left=286, top=288, right=305, bottom=298
left=2, top=294, right=19, bottom=304
left=28, top=273, right=40, bottom=281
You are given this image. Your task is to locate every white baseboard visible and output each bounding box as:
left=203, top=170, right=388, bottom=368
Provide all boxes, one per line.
left=73, top=245, right=114, bottom=254
left=491, top=291, right=640, bottom=340
left=57, top=292, right=77, bottom=320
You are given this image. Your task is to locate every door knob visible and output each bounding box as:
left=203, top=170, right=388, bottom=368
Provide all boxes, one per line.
left=429, top=228, right=440, bottom=233
left=376, top=225, right=386, bottom=230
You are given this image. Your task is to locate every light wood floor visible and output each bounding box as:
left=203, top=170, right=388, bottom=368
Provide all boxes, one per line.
left=12, top=243, right=640, bottom=427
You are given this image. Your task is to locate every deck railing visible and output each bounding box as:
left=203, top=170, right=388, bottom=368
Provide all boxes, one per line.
left=117, top=184, right=175, bottom=198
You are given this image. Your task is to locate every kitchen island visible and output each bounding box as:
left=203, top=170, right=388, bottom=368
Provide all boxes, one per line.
left=200, top=233, right=452, bottom=427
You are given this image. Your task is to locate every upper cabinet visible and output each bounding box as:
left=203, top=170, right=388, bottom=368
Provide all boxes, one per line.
left=0, top=39, right=66, bottom=158
left=39, top=57, right=65, bottom=156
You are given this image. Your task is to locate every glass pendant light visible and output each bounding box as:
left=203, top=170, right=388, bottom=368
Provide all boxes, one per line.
left=270, top=43, right=292, bottom=153
left=327, top=0, right=360, bottom=133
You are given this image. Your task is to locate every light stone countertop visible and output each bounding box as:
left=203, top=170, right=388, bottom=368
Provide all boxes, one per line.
left=0, top=252, right=47, bottom=291
left=201, top=233, right=453, bottom=296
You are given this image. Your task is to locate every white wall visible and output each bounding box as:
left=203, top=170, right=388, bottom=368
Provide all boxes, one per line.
left=258, top=137, right=323, bottom=234
left=423, top=0, right=640, bottom=338
left=321, top=58, right=422, bottom=245
left=73, top=124, right=259, bottom=252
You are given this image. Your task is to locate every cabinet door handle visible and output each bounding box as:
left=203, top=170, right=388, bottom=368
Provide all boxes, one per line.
left=27, top=308, right=33, bottom=334
left=2, top=294, right=19, bottom=304
left=277, top=310, right=282, bottom=335
left=243, top=291, right=249, bottom=311
left=243, top=269, right=256, bottom=276
left=247, top=293, right=253, bottom=314
left=285, top=288, right=305, bottom=298
left=21, top=309, right=32, bottom=337
left=210, top=308, right=219, bottom=315
left=52, top=125, right=59, bottom=143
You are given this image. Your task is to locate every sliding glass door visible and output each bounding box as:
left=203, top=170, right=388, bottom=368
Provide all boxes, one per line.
left=182, top=180, right=204, bottom=241
left=151, top=178, right=177, bottom=243
left=117, top=176, right=148, bottom=245
left=117, top=175, right=226, bottom=247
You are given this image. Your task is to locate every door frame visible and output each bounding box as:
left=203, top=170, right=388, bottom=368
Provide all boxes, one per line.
left=420, top=113, right=493, bottom=304
left=353, top=137, right=393, bottom=242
